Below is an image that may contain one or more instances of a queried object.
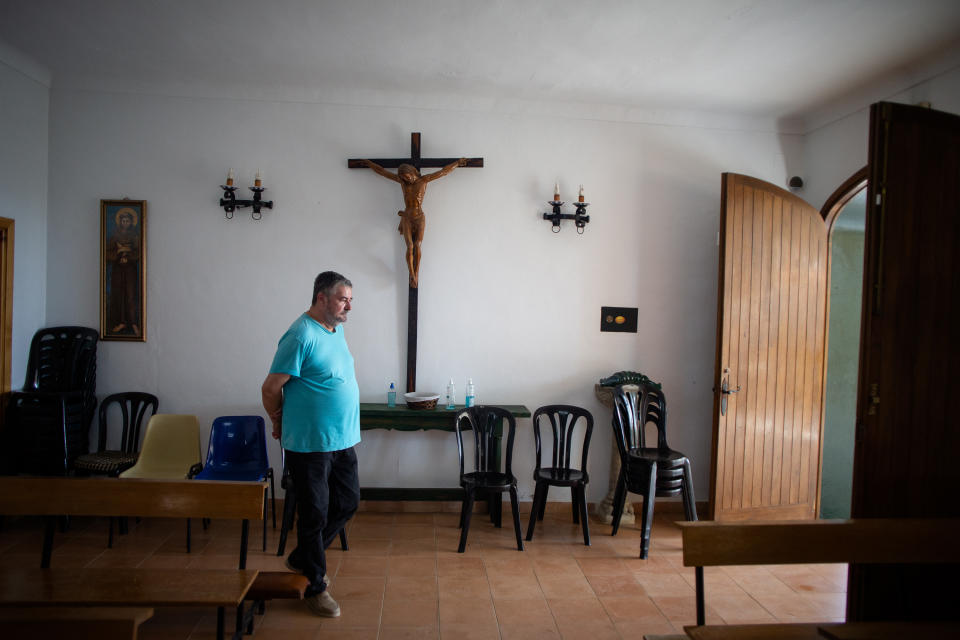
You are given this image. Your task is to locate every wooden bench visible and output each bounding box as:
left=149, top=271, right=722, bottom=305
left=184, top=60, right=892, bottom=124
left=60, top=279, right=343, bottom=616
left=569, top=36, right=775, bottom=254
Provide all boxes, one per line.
left=0, top=476, right=305, bottom=640
left=678, top=518, right=960, bottom=631
left=0, top=606, right=154, bottom=640
left=0, top=476, right=266, bottom=568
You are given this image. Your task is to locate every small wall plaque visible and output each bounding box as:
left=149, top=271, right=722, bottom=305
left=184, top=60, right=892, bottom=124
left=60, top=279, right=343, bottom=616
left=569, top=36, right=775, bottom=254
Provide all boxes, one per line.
left=600, top=306, right=637, bottom=333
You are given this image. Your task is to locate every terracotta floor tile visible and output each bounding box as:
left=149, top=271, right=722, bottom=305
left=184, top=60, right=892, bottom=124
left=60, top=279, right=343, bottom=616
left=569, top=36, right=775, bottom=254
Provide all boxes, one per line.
left=600, top=595, right=670, bottom=624
left=650, top=594, right=723, bottom=627
left=485, top=556, right=536, bottom=577
left=576, top=557, right=632, bottom=577
left=531, top=556, right=583, bottom=577
left=439, top=620, right=502, bottom=639
left=707, top=589, right=777, bottom=624
left=337, top=555, right=390, bottom=577
left=389, top=536, right=438, bottom=557
left=378, top=625, right=439, bottom=640
left=538, top=574, right=596, bottom=599
left=380, top=597, right=439, bottom=627
left=493, top=596, right=554, bottom=626
left=342, top=537, right=392, bottom=555
left=438, top=575, right=492, bottom=599
left=488, top=573, right=544, bottom=599
left=585, top=573, right=648, bottom=598
left=313, top=627, right=379, bottom=639
left=389, top=555, right=437, bottom=576
left=437, top=556, right=486, bottom=578
left=0, top=511, right=867, bottom=639
left=325, top=597, right=383, bottom=627
left=633, top=571, right=696, bottom=597
left=556, top=621, right=621, bottom=640
left=438, top=596, right=497, bottom=626
left=385, top=575, right=439, bottom=601
left=547, top=596, right=611, bottom=627
left=499, top=622, right=562, bottom=640
left=392, top=524, right=437, bottom=539
left=332, top=575, right=386, bottom=600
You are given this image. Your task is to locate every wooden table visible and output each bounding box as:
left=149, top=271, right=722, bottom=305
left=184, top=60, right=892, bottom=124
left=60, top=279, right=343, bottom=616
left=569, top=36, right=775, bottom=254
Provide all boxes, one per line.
left=0, top=568, right=258, bottom=640
left=359, top=403, right=531, bottom=501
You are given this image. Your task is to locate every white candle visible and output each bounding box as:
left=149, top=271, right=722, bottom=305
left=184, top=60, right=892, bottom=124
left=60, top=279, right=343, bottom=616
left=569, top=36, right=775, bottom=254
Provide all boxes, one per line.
left=254, top=169, right=263, bottom=187
left=578, top=184, right=585, bottom=202
left=226, top=168, right=235, bottom=186
left=554, top=181, right=560, bottom=200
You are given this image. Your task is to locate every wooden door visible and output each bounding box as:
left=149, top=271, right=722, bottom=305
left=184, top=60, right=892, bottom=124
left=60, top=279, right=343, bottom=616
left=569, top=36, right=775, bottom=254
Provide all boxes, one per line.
left=709, top=174, right=828, bottom=521
left=848, top=102, right=960, bottom=620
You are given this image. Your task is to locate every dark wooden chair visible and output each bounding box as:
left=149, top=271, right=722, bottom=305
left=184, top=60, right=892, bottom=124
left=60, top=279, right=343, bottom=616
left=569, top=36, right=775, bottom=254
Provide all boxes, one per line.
left=454, top=405, right=523, bottom=553
left=525, top=404, right=594, bottom=545
left=611, top=382, right=696, bottom=558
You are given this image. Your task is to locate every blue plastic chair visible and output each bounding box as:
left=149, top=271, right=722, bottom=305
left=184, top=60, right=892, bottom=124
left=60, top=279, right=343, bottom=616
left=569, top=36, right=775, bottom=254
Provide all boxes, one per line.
left=195, top=416, right=276, bottom=550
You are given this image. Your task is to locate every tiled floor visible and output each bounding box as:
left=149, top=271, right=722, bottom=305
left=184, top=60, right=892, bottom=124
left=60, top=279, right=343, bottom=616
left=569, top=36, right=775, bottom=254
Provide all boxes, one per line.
left=0, top=505, right=847, bottom=639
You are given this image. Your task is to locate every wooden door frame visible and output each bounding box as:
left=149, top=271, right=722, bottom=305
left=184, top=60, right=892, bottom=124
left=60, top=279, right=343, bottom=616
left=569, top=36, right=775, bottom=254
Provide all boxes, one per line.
left=0, top=217, right=13, bottom=395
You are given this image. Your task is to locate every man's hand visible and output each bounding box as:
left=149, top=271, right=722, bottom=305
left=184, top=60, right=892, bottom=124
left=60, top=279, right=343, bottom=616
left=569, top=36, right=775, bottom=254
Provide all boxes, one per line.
left=262, top=373, right=290, bottom=442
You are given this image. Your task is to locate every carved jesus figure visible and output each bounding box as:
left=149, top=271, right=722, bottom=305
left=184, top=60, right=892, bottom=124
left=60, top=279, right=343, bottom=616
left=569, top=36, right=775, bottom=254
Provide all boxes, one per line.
left=362, top=158, right=467, bottom=288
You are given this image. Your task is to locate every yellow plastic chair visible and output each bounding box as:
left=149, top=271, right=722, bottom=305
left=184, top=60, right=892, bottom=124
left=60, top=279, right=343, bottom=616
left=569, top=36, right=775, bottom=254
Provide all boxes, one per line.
left=119, top=414, right=202, bottom=549
left=119, top=414, right=202, bottom=479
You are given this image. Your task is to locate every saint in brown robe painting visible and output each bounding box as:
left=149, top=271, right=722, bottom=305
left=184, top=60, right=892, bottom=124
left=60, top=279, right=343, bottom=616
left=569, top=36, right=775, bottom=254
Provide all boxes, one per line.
left=105, top=207, right=142, bottom=336
left=362, top=158, right=467, bottom=288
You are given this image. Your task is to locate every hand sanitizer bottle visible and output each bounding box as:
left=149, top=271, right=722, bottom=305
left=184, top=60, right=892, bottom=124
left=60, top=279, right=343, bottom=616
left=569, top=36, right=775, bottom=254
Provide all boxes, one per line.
left=446, top=378, right=456, bottom=409
left=387, top=382, right=396, bottom=407
left=465, top=378, right=476, bottom=407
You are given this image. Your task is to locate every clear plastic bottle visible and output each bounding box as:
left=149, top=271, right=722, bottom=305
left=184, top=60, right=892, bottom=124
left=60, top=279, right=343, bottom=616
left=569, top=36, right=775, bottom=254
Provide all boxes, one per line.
left=387, top=382, right=396, bottom=407
left=445, top=378, right=456, bottom=409
left=465, top=378, right=476, bottom=407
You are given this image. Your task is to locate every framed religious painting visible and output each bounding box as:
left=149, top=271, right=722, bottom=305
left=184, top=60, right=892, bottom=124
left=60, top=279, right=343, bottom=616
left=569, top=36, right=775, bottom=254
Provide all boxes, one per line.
left=100, top=199, right=147, bottom=341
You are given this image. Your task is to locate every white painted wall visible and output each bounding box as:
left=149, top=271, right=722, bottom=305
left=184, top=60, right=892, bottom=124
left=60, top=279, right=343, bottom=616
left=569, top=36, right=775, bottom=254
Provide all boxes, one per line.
left=802, top=64, right=960, bottom=210
left=42, top=86, right=801, bottom=502
left=0, top=43, right=50, bottom=386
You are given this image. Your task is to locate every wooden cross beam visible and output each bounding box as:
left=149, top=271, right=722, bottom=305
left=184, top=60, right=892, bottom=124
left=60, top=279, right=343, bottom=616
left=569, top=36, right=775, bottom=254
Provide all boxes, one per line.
left=348, top=132, right=482, bottom=394
left=347, top=132, right=483, bottom=171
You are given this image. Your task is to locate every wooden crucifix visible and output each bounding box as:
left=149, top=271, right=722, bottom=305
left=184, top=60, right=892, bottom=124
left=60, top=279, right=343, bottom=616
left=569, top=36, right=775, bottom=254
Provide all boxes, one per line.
left=349, top=132, right=483, bottom=393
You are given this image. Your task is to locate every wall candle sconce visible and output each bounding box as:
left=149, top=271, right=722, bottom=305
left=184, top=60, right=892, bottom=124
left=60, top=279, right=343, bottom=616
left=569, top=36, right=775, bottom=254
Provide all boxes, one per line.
left=219, top=168, right=274, bottom=220
left=543, top=182, right=590, bottom=233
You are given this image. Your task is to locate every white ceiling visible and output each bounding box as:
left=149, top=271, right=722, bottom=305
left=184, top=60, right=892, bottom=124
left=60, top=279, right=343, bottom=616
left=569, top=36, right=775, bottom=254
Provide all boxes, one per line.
left=2, top=0, right=960, bottom=130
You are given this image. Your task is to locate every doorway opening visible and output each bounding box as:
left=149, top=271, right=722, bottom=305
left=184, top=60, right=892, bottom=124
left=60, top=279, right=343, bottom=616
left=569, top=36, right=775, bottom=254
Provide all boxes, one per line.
left=819, top=169, right=867, bottom=518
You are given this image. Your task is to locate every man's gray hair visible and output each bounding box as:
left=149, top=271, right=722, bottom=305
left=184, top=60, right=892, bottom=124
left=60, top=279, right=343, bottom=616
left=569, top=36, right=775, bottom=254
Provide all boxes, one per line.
left=312, top=271, right=352, bottom=305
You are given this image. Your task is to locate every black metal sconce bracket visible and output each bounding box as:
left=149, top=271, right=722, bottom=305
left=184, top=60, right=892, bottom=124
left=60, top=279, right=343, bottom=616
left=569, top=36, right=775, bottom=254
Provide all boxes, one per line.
left=543, top=201, right=590, bottom=233
left=220, top=185, right=274, bottom=220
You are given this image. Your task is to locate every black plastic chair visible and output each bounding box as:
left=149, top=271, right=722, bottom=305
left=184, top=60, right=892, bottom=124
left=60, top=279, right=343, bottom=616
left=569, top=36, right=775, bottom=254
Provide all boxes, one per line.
left=4, top=326, right=98, bottom=475
left=275, top=450, right=348, bottom=557
left=611, top=382, right=697, bottom=558
left=454, top=405, right=523, bottom=553
left=525, top=405, right=594, bottom=545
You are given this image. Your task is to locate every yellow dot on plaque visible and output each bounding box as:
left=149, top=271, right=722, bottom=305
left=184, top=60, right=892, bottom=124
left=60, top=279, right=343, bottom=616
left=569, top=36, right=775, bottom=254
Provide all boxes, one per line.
left=615, top=315, right=626, bottom=324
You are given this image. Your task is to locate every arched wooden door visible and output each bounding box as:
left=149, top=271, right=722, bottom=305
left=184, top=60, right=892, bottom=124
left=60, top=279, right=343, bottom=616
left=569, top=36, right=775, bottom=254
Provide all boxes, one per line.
left=709, top=174, right=828, bottom=521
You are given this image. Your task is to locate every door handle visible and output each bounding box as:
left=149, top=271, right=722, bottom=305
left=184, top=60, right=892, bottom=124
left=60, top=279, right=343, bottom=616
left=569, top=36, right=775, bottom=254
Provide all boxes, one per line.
left=718, top=370, right=740, bottom=416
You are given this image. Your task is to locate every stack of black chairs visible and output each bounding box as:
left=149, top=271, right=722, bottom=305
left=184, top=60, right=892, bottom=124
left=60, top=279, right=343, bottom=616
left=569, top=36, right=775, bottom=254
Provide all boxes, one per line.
left=4, top=326, right=98, bottom=475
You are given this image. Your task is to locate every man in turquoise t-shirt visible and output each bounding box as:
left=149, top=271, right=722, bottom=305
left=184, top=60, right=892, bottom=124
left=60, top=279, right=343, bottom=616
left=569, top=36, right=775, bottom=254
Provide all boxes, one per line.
left=261, top=271, right=361, bottom=618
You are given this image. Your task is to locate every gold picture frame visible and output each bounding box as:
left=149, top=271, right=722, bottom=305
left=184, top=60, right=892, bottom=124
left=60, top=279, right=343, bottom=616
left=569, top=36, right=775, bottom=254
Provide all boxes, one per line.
left=100, top=199, right=146, bottom=341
